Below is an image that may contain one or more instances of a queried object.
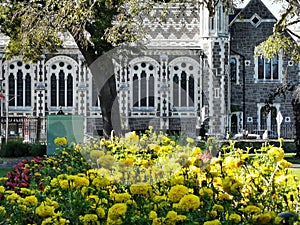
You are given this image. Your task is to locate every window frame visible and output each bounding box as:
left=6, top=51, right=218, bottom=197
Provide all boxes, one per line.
left=255, top=53, right=282, bottom=83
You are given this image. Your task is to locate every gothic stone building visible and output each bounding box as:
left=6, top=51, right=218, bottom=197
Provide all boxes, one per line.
left=0, top=0, right=298, bottom=142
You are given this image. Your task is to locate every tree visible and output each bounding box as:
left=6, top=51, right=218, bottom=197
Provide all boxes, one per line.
left=0, top=0, right=300, bottom=139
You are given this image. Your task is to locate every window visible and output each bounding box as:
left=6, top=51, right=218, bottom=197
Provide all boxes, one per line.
left=25, top=75, right=31, bottom=106
left=131, top=62, right=156, bottom=109
left=260, top=105, right=277, bottom=130
left=172, top=68, right=195, bottom=107
left=257, top=56, right=279, bottom=80
left=230, top=58, right=237, bottom=82
left=217, top=6, right=222, bottom=32
left=210, top=17, right=215, bottom=31
left=49, top=61, right=74, bottom=107
left=17, top=70, right=23, bottom=106
left=8, top=62, right=32, bottom=107
left=8, top=74, right=15, bottom=106
left=50, top=74, right=57, bottom=107
left=250, top=14, right=262, bottom=27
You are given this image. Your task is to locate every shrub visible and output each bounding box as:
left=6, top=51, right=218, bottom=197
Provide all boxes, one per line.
left=0, top=140, right=29, bottom=157
left=28, top=143, right=46, bottom=156
left=0, top=141, right=46, bottom=157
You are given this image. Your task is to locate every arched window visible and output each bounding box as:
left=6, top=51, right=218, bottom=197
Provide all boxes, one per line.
left=67, top=74, right=73, bottom=106
left=58, top=70, right=65, bottom=106
left=17, top=70, right=23, bottom=106
left=50, top=74, right=57, bottom=107
left=170, top=59, right=198, bottom=109
left=48, top=59, right=74, bottom=108
left=25, top=74, right=31, bottom=106
left=131, top=61, right=156, bottom=109
left=8, top=74, right=15, bottom=106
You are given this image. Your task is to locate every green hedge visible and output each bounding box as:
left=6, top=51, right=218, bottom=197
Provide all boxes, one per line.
left=0, top=140, right=46, bottom=157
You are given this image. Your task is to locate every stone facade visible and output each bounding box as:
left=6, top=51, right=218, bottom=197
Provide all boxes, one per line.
left=229, top=0, right=299, bottom=137
left=0, top=0, right=298, bottom=141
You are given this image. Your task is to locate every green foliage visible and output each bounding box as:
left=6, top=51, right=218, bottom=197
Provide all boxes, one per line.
left=28, top=143, right=46, bottom=157
left=0, top=140, right=30, bottom=157
left=0, top=141, right=46, bottom=157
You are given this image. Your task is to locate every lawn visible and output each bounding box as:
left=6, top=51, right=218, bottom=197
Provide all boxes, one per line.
left=0, top=167, right=12, bottom=177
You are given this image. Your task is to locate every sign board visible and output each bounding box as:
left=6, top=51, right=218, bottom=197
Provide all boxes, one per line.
left=47, top=115, right=84, bottom=155
left=276, top=111, right=283, bottom=138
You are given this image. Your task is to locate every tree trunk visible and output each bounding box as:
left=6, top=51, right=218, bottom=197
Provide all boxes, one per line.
left=88, top=51, right=121, bottom=139
left=99, top=74, right=121, bottom=138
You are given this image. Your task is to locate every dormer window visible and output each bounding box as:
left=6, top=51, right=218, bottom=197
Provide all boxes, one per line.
left=250, top=14, right=262, bottom=27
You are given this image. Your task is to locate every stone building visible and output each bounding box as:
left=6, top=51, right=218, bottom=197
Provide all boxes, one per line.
left=0, top=0, right=298, bottom=142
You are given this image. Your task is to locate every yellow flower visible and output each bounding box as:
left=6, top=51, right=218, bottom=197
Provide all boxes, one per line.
left=208, top=210, right=218, bottom=219
left=36, top=203, right=55, bottom=217
left=80, top=214, right=98, bottom=223
left=228, top=213, right=241, bottom=223
left=199, top=187, right=214, bottom=197
left=170, top=175, right=185, bottom=186
left=178, top=194, right=200, bottom=211
left=112, top=192, right=131, bottom=203
left=212, top=204, right=224, bottom=213
left=41, top=217, right=53, bottom=225
left=166, top=211, right=177, bottom=221
left=98, top=155, right=115, bottom=169
left=0, top=206, right=6, bottom=215
left=24, top=196, right=38, bottom=206
left=186, top=137, right=194, bottom=143
left=223, top=156, right=239, bottom=169
left=90, top=150, right=105, bottom=159
left=0, top=186, right=5, bottom=193
left=177, top=215, right=187, bottom=222
left=128, top=131, right=139, bottom=142
left=54, top=137, right=67, bottom=146
left=108, top=203, right=127, bottom=221
left=203, top=219, right=222, bottom=225
left=6, top=192, right=20, bottom=203
left=130, top=182, right=152, bottom=197
left=149, top=210, right=158, bottom=220
left=267, top=147, right=284, bottom=162
left=96, top=207, right=106, bottom=219
left=243, top=205, right=261, bottom=214
left=92, top=177, right=110, bottom=188
left=255, top=212, right=275, bottom=224
left=168, top=185, right=189, bottom=202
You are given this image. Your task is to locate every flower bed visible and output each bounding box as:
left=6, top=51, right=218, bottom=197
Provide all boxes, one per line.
left=0, top=128, right=299, bottom=224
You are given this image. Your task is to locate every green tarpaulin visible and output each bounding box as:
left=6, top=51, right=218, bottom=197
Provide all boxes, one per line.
left=47, top=115, right=84, bottom=155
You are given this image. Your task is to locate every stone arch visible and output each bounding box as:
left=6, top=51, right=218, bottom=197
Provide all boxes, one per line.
left=45, top=55, right=79, bottom=108
left=128, top=56, right=160, bottom=109
left=169, top=57, right=200, bottom=109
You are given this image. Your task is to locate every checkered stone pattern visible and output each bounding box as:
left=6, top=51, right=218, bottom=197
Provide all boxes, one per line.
left=143, top=4, right=201, bottom=47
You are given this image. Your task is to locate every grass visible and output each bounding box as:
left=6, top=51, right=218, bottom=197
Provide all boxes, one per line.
left=0, top=167, right=12, bottom=177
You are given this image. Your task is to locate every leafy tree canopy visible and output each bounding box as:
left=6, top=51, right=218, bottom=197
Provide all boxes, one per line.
left=0, top=0, right=299, bottom=63
left=255, top=0, right=300, bottom=62
left=0, top=0, right=242, bottom=62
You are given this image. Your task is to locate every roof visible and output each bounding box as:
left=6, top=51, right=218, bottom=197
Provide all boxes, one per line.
left=229, top=0, right=277, bottom=26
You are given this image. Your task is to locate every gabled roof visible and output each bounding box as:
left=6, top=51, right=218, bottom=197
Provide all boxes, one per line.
left=229, top=0, right=277, bottom=25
